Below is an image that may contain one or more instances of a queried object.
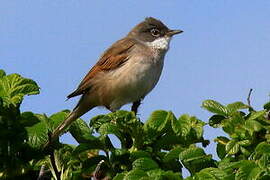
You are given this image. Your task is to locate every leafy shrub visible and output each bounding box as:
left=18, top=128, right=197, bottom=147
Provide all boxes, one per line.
left=0, top=69, right=270, bottom=180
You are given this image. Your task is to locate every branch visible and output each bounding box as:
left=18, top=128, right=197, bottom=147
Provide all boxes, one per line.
left=247, top=88, right=253, bottom=107
left=93, top=160, right=105, bottom=180
left=247, top=89, right=254, bottom=112
left=47, top=132, right=61, bottom=180
left=37, top=165, right=46, bottom=180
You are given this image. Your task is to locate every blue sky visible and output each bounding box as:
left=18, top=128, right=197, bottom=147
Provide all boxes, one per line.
left=2, top=0, right=270, bottom=167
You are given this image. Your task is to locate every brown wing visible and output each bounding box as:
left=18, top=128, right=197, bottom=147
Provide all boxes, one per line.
left=67, top=38, right=136, bottom=99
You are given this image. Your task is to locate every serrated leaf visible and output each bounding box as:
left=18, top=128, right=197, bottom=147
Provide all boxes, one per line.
left=0, top=73, right=40, bottom=107
left=26, top=114, right=49, bottom=148
left=49, top=111, right=69, bottom=130
left=235, top=161, right=260, bottom=180
left=238, top=140, right=251, bottom=146
left=132, top=158, right=159, bottom=171
left=248, top=110, right=266, bottom=121
left=244, top=119, right=263, bottom=133
left=90, top=114, right=111, bottom=129
left=0, top=69, right=6, bottom=78
left=255, top=142, right=270, bottom=154
left=130, top=151, right=151, bottom=162
left=143, top=110, right=173, bottom=140
left=195, top=167, right=228, bottom=180
left=216, top=143, right=226, bottom=159
left=163, top=147, right=185, bottom=162
left=146, top=169, right=182, bottom=180
left=263, top=102, right=270, bottom=110
left=172, top=114, right=205, bottom=139
left=227, top=102, right=249, bottom=114
left=179, top=146, right=216, bottom=175
left=225, top=140, right=240, bottom=155
left=98, top=123, right=122, bottom=139
left=240, top=147, right=251, bottom=156
left=20, top=111, right=40, bottom=127
left=113, top=173, right=126, bottom=180
left=215, top=136, right=230, bottom=145
left=82, top=155, right=107, bottom=173
left=69, top=118, right=93, bottom=143
left=202, top=100, right=228, bottom=116
left=209, top=115, right=226, bottom=127
left=72, top=141, right=104, bottom=156
left=257, top=154, right=270, bottom=168
left=124, top=169, right=148, bottom=180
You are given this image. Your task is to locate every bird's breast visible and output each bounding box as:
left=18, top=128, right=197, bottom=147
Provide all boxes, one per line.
left=105, top=53, right=165, bottom=104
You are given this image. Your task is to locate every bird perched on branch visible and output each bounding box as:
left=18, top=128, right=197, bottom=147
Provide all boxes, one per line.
left=45, top=17, right=183, bottom=147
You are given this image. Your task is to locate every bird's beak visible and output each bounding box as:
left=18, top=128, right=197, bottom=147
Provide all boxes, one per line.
left=167, top=29, right=183, bottom=36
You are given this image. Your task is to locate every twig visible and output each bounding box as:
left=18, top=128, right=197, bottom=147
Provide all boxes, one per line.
left=37, top=165, right=46, bottom=180
left=93, top=160, right=105, bottom=180
left=247, top=89, right=253, bottom=107
left=47, top=132, right=61, bottom=180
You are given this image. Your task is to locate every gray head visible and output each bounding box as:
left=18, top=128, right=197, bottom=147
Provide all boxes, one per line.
left=127, top=17, right=183, bottom=42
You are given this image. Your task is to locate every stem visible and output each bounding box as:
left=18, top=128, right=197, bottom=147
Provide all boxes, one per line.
left=247, top=89, right=254, bottom=111
left=47, top=132, right=61, bottom=180
left=49, top=152, right=61, bottom=180
left=37, top=165, right=46, bottom=180
left=247, top=88, right=253, bottom=107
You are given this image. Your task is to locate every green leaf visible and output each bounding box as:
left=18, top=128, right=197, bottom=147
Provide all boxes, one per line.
left=179, top=146, right=206, bottom=162
left=146, top=169, right=182, bottom=180
left=227, top=102, right=249, bottom=114
left=49, top=111, right=69, bottom=130
left=179, top=146, right=216, bottom=175
left=216, top=143, right=226, bottom=159
left=255, top=142, right=270, bottom=154
left=225, top=140, right=240, bottom=155
left=143, top=110, right=172, bottom=139
left=130, top=151, right=151, bottom=162
left=20, top=111, right=40, bottom=127
left=73, top=140, right=104, bottom=156
left=194, top=168, right=228, bottom=180
left=263, top=102, right=270, bottom=110
left=90, top=114, right=111, bottom=130
left=98, top=123, right=122, bottom=138
left=132, top=158, right=159, bottom=171
left=172, top=114, right=205, bottom=140
left=235, top=161, right=261, bottom=180
left=248, top=110, right=266, bottom=121
left=215, top=136, right=230, bottom=145
left=209, top=115, right=226, bottom=128
left=123, top=169, right=148, bottom=180
left=82, top=155, right=107, bottom=173
left=244, top=119, right=263, bottom=133
left=202, top=100, right=228, bottom=116
left=163, top=147, right=185, bottom=162
left=69, top=118, right=93, bottom=143
left=0, top=69, right=6, bottom=78
left=0, top=73, right=40, bottom=107
left=26, top=114, right=49, bottom=149
left=113, top=173, right=126, bottom=180
left=238, top=140, right=252, bottom=147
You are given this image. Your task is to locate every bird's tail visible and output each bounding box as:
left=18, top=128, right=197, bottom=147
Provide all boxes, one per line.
left=44, top=96, right=95, bottom=148
left=50, top=111, right=80, bottom=141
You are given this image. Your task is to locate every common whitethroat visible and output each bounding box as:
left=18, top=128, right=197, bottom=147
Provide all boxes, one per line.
left=46, top=17, right=183, bottom=146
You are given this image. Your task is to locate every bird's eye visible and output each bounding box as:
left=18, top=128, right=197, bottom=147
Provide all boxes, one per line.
left=150, top=28, right=160, bottom=37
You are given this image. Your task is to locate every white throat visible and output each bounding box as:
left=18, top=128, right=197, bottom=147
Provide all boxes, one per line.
left=146, top=36, right=171, bottom=50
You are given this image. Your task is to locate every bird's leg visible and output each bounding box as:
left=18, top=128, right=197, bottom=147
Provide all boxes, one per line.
left=131, top=100, right=141, bottom=115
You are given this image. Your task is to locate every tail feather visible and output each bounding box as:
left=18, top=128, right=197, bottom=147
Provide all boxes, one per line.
left=50, top=111, right=79, bottom=141
left=44, top=95, right=95, bottom=149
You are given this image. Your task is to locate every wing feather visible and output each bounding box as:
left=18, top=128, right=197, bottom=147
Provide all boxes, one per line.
left=67, top=38, right=136, bottom=98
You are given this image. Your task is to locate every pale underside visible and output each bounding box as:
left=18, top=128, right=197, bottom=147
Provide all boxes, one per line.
left=78, top=36, right=172, bottom=111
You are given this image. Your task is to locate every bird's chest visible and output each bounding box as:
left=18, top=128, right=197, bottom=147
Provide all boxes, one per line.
left=110, top=54, right=165, bottom=97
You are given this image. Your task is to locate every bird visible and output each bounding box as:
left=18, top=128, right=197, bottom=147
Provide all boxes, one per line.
left=46, top=17, right=183, bottom=145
